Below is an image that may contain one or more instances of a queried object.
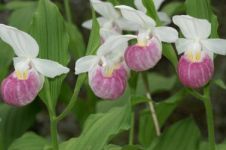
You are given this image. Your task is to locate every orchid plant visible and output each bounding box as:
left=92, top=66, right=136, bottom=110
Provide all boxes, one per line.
left=1, top=0, right=226, bottom=150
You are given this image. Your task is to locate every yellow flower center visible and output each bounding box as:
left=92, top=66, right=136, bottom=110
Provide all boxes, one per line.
left=103, top=64, right=120, bottom=77
left=15, top=70, right=29, bottom=80
left=186, top=50, right=202, bottom=62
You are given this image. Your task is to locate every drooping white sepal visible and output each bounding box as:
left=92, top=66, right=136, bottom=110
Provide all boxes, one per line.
left=91, top=0, right=120, bottom=19
left=201, top=39, right=226, bottom=55
left=32, top=58, right=69, bottom=78
left=75, top=55, right=99, bottom=75
left=154, top=27, right=178, bottom=43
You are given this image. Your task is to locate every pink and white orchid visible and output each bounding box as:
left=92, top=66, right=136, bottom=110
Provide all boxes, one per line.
left=75, top=34, right=136, bottom=99
left=0, top=24, right=69, bottom=106
left=173, top=15, right=226, bottom=88
left=82, top=0, right=139, bottom=34
left=116, top=5, right=178, bottom=71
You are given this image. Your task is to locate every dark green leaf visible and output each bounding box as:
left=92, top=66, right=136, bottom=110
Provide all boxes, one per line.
left=66, top=23, right=85, bottom=58
left=149, top=118, right=201, bottom=150
left=8, top=132, right=48, bottom=150
left=162, top=2, right=186, bottom=16
left=30, top=0, right=70, bottom=107
left=0, top=103, right=39, bottom=150
left=60, top=104, right=131, bottom=150
left=138, top=89, right=186, bottom=147
left=213, top=79, right=226, bottom=90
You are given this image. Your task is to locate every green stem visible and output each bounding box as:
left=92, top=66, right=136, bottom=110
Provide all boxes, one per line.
left=142, top=73, right=161, bottom=136
left=50, top=114, right=59, bottom=150
left=64, top=0, right=72, bottom=23
left=129, top=111, right=135, bottom=145
left=45, top=80, right=59, bottom=150
left=203, top=86, right=215, bottom=150
left=56, top=75, right=86, bottom=121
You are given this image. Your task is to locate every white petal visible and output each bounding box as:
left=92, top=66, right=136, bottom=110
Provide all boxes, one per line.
left=201, top=39, right=226, bottom=55
left=13, top=57, right=30, bottom=73
left=91, top=0, right=120, bottom=19
left=75, top=55, right=99, bottom=74
left=100, top=28, right=120, bottom=41
left=32, top=58, right=69, bottom=78
left=116, top=5, right=156, bottom=28
left=175, top=38, right=194, bottom=54
left=153, top=0, right=165, bottom=10
left=158, top=12, right=171, bottom=25
left=172, top=15, right=211, bottom=39
left=116, top=18, right=140, bottom=31
left=0, top=24, right=39, bottom=58
left=97, top=34, right=137, bottom=56
left=154, top=27, right=178, bottom=43
left=82, top=19, right=92, bottom=29
left=134, top=0, right=146, bottom=12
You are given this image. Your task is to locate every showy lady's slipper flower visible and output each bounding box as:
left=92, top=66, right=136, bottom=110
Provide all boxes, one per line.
left=134, top=0, right=171, bottom=25
left=0, top=24, right=69, bottom=106
left=75, top=35, right=136, bottom=100
left=116, top=6, right=178, bottom=71
left=173, top=15, right=226, bottom=88
left=82, top=0, right=139, bottom=35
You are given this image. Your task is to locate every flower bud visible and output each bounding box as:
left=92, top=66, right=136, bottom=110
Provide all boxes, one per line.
left=124, top=37, right=162, bottom=71
left=178, top=52, right=214, bottom=88
left=1, top=69, right=44, bottom=106
left=89, top=64, right=128, bottom=100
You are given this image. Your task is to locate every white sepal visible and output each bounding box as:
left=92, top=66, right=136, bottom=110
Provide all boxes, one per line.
left=153, top=0, right=165, bottom=10
left=158, top=12, right=171, bottom=25
left=134, top=0, right=147, bottom=13
left=100, top=28, right=120, bottom=41
left=13, top=57, right=30, bottom=73
left=173, top=15, right=211, bottom=39
left=154, top=27, right=178, bottom=43
left=116, top=18, right=140, bottom=31
left=82, top=19, right=92, bottom=29
left=32, top=58, right=69, bottom=78
left=75, top=55, right=99, bottom=75
left=0, top=24, right=39, bottom=58
left=201, top=39, right=226, bottom=55
left=97, top=34, right=137, bottom=56
left=91, top=0, right=120, bottom=19
left=116, top=5, right=156, bottom=29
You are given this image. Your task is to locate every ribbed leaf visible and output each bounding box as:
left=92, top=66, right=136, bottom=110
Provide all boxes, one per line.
left=8, top=132, right=48, bottom=150
left=0, top=104, right=39, bottom=150
left=138, top=90, right=186, bottom=147
left=30, top=0, right=70, bottom=107
left=60, top=104, right=131, bottom=150
left=148, top=118, right=201, bottom=150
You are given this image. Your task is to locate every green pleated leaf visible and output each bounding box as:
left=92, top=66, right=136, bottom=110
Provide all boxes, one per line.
left=148, top=118, right=201, bottom=150
left=0, top=104, right=39, bottom=150
left=60, top=104, right=131, bottom=150
left=8, top=132, right=49, bottom=150
left=8, top=1, right=37, bottom=32
left=142, top=0, right=160, bottom=24
left=213, top=79, right=226, bottom=90
left=162, top=2, right=186, bottom=16
left=66, top=23, right=85, bottom=58
left=138, top=89, right=186, bottom=147
left=104, top=144, right=122, bottom=150
left=86, top=8, right=100, bottom=55
left=30, top=0, right=70, bottom=107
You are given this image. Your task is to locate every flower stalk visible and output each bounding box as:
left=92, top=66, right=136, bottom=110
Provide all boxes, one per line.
left=142, top=73, right=161, bottom=137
